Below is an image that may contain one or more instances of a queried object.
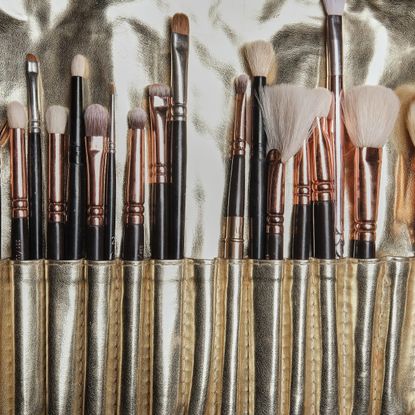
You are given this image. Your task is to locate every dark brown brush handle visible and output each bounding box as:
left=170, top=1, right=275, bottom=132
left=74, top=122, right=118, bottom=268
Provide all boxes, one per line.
left=266, top=233, right=283, bottom=260
left=150, top=183, right=169, bottom=260
left=86, top=225, right=104, bottom=261
left=353, top=240, right=375, bottom=259
left=122, top=223, right=144, bottom=261
left=104, top=152, right=116, bottom=260
left=292, top=204, right=312, bottom=260
left=12, top=217, right=29, bottom=260
left=313, top=200, right=335, bottom=259
left=227, top=155, right=245, bottom=217
left=47, top=221, right=64, bottom=260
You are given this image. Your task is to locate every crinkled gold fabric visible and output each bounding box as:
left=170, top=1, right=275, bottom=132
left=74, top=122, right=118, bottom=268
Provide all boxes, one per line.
left=0, top=0, right=414, bottom=259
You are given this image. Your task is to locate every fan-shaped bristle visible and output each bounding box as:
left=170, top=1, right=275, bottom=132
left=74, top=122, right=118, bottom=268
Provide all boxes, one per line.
left=84, top=104, right=109, bottom=136
left=46, top=105, right=68, bottom=134
left=343, top=85, right=400, bottom=148
left=407, top=100, right=415, bottom=146
left=312, top=87, right=333, bottom=118
left=71, top=54, right=88, bottom=77
left=235, top=74, right=249, bottom=95
left=148, top=84, right=171, bottom=98
left=7, top=101, right=27, bottom=129
left=244, top=40, right=276, bottom=78
left=128, top=108, right=147, bottom=130
left=171, top=13, right=189, bottom=35
left=322, top=0, right=347, bottom=15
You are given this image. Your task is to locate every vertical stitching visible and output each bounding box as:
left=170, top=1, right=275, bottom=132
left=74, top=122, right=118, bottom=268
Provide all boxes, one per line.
left=77, top=268, right=85, bottom=415
left=309, top=269, right=318, bottom=415
left=111, top=265, right=121, bottom=413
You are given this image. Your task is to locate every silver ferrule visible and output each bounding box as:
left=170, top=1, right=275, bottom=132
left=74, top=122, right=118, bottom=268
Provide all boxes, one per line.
left=26, top=68, right=41, bottom=133
left=327, top=15, right=343, bottom=77
left=109, top=92, right=116, bottom=153
left=171, top=32, right=189, bottom=121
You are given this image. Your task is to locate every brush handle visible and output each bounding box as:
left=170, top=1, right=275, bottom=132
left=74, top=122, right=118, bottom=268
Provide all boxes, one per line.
left=353, top=241, right=375, bottom=259
left=12, top=217, right=30, bottom=261
left=151, top=183, right=169, bottom=260
left=86, top=225, right=104, bottom=261
left=227, top=155, right=245, bottom=217
left=313, top=200, right=335, bottom=260
left=266, top=233, right=283, bottom=260
left=170, top=119, right=186, bottom=259
left=122, top=223, right=144, bottom=261
left=47, top=222, right=64, bottom=260
left=104, top=152, right=116, bottom=260
left=292, top=204, right=312, bottom=260
left=66, top=76, right=86, bottom=260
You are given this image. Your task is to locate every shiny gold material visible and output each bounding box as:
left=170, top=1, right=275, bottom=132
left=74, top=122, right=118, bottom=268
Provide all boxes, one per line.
left=9, top=128, right=28, bottom=219
left=353, top=147, right=382, bottom=243
left=232, top=92, right=247, bottom=157
left=125, top=128, right=145, bottom=225
left=85, top=136, right=108, bottom=226
left=293, top=141, right=311, bottom=206
left=223, top=216, right=244, bottom=259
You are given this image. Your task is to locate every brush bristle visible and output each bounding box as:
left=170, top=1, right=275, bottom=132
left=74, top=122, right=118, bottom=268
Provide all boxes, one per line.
left=148, top=84, right=171, bottom=98
left=128, top=108, right=147, bottom=130
left=343, top=85, right=400, bottom=148
left=110, top=82, right=116, bottom=95
left=312, top=87, right=333, bottom=117
left=84, top=104, right=109, bottom=136
left=171, top=13, right=189, bottom=35
left=71, top=54, right=88, bottom=77
left=46, top=105, right=68, bottom=134
left=244, top=40, right=276, bottom=78
left=26, top=53, right=38, bottom=62
left=7, top=101, right=27, bottom=129
left=322, top=0, right=346, bottom=15
left=235, top=74, right=249, bottom=95
left=407, top=100, right=415, bottom=146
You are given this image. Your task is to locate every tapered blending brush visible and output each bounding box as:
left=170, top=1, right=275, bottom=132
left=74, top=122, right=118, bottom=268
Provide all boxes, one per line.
left=122, top=108, right=147, bottom=261
left=148, top=84, right=171, bottom=260
left=343, top=85, right=400, bottom=259
left=26, top=53, right=43, bottom=259
left=46, top=106, right=68, bottom=260
left=104, top=82, right=116, bottom=260
left=222, top=74, right=248, bottom=259
left=244, top=40, right=276, bottom=260
left=66, top=54, right=88, bottom=260
left=170, top=13, right=189, bottom=259
left=322, top=0, right=346, bottom=258
left=84, top=104, right=109, bottom=261
left=7, top=102, right=30, bottom=260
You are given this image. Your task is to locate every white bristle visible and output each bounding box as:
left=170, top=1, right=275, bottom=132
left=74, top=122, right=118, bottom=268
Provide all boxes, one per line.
left=128, top=107, right=147, bottom=130
left=343, top=85, right=400, bottom=148
left=312, top=87, right=333, bottom=118
left=322, top=0, right=346, bottom=15
left=407, top=100, right=415, bottom=146
left=244, top=40, right=276, bottom=78
left=46, top=105, right=68, bottom=134
left=7, top=101, right=27, bottom=129
left=84, top=104, right=109, bottom=136
left=148, top=84, right=170, bottom=98
left=71, top=54, right=88, bottom=77
left=235, top=74, right=249, bottom=94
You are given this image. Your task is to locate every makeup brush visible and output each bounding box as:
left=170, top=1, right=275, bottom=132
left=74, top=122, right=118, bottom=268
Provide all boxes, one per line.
left=104, top=82, right=116, bottom=260
left=222, top=74, right=248, bottom=259
left=84, top=104, right=109, bottom=261
left=244, top=40, right=276, bottom=260
left=26, top=53, right=43, bottom=259
left=7, top=101, right=30, bottom=261
left=66, top=54, right=88, bottom=260
left=406, top=100, right=415, bottom=248
left=148, top=84, right=171, bottom=260
left=322, top=0, right=346, bottom=258
left=343, top=85, right=400, bottom=259
left=122, top=108, right=147, bottom=261
left=170, top=13, right=189, bottom=259
left=46, top=106, right=68, bottom=260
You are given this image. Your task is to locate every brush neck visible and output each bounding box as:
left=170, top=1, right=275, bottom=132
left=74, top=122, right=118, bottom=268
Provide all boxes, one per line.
left=327, top=15, right=343, bottom=77
left=252, top=76, right=267, bottom=159
left=70, top=76, right=85, bottom=164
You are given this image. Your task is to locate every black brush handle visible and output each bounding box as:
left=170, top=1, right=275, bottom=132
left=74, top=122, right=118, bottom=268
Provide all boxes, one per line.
left=151, top=183, right=169, bottom=260
left=313, top=200, right=336, bottom=259
left=104, top=152, right=116, bottom=260
left=28, top=131, right=43, bottom=259
left=12, top=217, right=30, bottom=261
left=47, top=222, right=64, bottom=260
left=353, top=240, right=375, bottom=259
left=65, top=76, right=86, bottom=260
left=86, top=225, right=104, bottom=261
left=227, top=155, right=245, bottom=217
left=122, top=223, right=144, bottom=261
left=250, top=76, right=267, bottom=259
left=266, top=233, right=283, bottom=260
left=292, top=203, right=312, bottom=260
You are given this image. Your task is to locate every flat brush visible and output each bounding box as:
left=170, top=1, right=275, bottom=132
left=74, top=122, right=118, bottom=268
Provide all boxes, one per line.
left=26, top=53, right=43, bottom=259
left=122, top=108, right=147, bottom=261
left=84, top=104, right=109, bottom=261
left=46, top=106, right=68, bottom=260
left=170, top=13, right=189, bottom=259
left=149, top=84, right=171, bottom=260
left=343, top=85, right=400, bottom=259
left=66, top=54, right=88, bottom=260
left=244, top=40, right=276, bottom=259
left=222, top=74, right=248, bottom=259
left=7, top=102, right=30, bottom=260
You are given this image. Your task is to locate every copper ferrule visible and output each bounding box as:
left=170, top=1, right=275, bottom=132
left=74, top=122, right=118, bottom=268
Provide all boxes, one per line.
left=9, top=128, right=29, bottom=219
left=125, top=128, right=145, bottom=225
left=311, top=117, right=335, bottom=202
left=85, top=135, right=108, bottom=226
left=223, top=216, right=244, bottom=259
left=48, top=133, right=66, bottom=223
left=149, top=95, right=170, bottom=184
left=231, top=92, right=247, bottom=157
left=266, top=149, right=285, bottom=235
left=293, top=140, right=311, bottom=205
left=353, top=147, right=382, bottom=243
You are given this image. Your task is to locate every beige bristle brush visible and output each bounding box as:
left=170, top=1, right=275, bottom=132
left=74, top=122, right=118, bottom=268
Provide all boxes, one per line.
left=343, top=85, right=400, bottom=259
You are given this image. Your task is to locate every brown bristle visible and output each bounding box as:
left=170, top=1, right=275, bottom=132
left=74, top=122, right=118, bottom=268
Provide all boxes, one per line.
left=110, top=82, right=116, bottom=95
left=26, top=53, right=38, bottom=62
left=171, top=13, right=189, bottom=35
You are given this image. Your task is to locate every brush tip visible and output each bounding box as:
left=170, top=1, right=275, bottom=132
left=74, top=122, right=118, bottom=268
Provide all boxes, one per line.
left=171, top=13, right=189, bottom=35
left=128, top=107, right=147, bottom=130
left=7, top=101, right=27, bottom=129
left=322, top=0, right=346, bottom=15
left=84, top=104, right=109, bottom=136
left=244, top=40, right=276, bottom=77
left=71, top=54, right=88, bottom=77
left=148, top=83, right=171, bottom=98
left=235, top=74, right=249, bottom=94
left=110, top=82, right=116, bottom=95
left=26, top=53, right=38, bottom=62
left=46, top=105, right=68, bottom=134
left=407, top=100, right=415, bottom=146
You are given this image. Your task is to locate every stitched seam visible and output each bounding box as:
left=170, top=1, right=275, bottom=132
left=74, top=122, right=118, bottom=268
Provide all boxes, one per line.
left=281, top=283, right=289, bottom=414
left=77, top=278, right=85, bottom=415
left=310, top=271, right=318, bottom=414
left=111, top=268, right=121, bottom=413
left=340, top=269, right=348, bottom=414
left=5, top=276, right=14, bottom=413
left=141, top=270, right=152, bottom=414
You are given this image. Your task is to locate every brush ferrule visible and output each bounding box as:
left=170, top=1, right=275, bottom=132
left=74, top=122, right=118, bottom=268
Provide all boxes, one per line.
left=353, top=147, right=382, bottom=243
left=327, top=15, right=343, bottom=77
left=108, top=93, right=116, bottom=153
left=171, top=32, right=189, bottom=121
left=26, top=71, right=41, bottom=132
left=232, top=93, right=247, bottom=156
left=294, top=141, right=311, bottom=205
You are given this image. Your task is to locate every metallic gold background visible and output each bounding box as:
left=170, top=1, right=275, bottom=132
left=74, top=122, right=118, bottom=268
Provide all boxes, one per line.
left=0, top=0, right=414, bottom=259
